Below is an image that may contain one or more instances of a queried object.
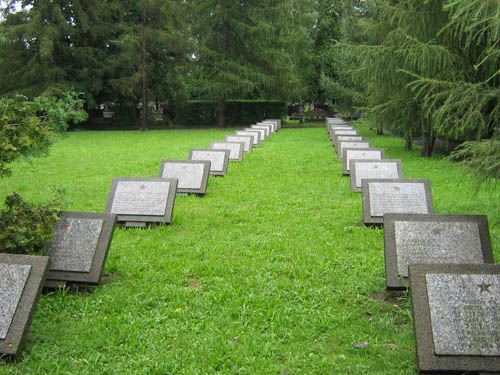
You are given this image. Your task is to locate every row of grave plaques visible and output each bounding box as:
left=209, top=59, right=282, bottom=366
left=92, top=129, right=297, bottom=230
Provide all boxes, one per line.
left=0, top=119, right=282, bottom=358
left=326, top=117, right=499, bottom=373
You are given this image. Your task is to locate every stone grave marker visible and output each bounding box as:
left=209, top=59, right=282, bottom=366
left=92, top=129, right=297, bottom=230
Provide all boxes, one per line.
left=337, top=141, right=372, bottom=160
left=159, top=160, right=211, bottom=194
left=329, top=125, right=353, bottom=138
left=251, top=125, right=271, bottom=137
left=244, top=128, right=266, bottom=142
left=105, top=177, right=178, bottom=227
left=211, top=141, right=245, bottom=162
left=334, top=135, right=363, bottom=149
left=225, top=135, right=253, bottom=153
left=331, top=129, right=359, bottom=142
left=384, top=214, right=493, bottom=289
left=235, top=131, right=260, bottom=147
left=342, top=148, right=385, bottom=175
left=362, top=179, right=434, bottom=224
left=409, top=263, right=500, bottom=373
left=349, top=159, right=403, bottom=192
left=0, top=254, right=49, bottom=357
left=265, top=119, right=281, bottom=130
left=189, top=148, right=230, bottom=176
left=258, top=121, right=276, bottom=133
left=45, top=211, right=117, bottom=285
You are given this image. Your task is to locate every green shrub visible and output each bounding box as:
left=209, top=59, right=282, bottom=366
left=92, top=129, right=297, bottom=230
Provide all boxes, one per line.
left=0, top=192, right=62, bottom=256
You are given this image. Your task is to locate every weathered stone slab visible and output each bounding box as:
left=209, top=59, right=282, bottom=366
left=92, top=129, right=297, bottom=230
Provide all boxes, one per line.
left=362, top=179, right=434, bottom=224
left=257, top=122, right=276, bottom=133
left=384, top=214, right=493, bottom=289
left=235, top=131, right=260, bottom=146
left=0, top=254, right=49, bottom=357
left=342, top=148, right=385, bottom=175
left=334, top=135, right=363, bottom=149
left=105, top=177, right=178, bottom=225
left=159, top=160, right=210, bottom=194
left=45, top=211, right=117, bottom=285
left=189, top=149, right=230, bottom=176
left=329, top=125, right=352, bottom=135
left=331, top=129, right=358, bottom=141
left=337, top=141, right=372, bottom=160
left=349, top=159, right=403, bottom=192
left=244, top=128, right=266, bottom=142
left=264, top=119, right=280, bottom=131
left=225, top=135, right=253, bottom=153
left=409, top=264, right=500, bottom=373
left=251, top=125, right=271, bottom=137
left=211, top=141, right=245, bottom=162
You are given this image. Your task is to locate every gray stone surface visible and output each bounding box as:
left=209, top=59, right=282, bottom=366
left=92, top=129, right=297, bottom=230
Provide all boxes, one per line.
left=0, top=254, right=49, bottom=357
left=350, top=159, right=403, bottom=192
left=343, top=148, right=385, bottom=174
left=244, top=128, right=266, bottom=141
left=397, top=222, right=482, bottom=278
left=211, top=141, right=244, bottom=162
left=362, top=179, right=434, bottom=224
left=47, top=218, right=103, bottom=273
left=410, top=264, right=500, bottom=373
left=251, top=125, right=271, bottom=137
left=225, top=135, right=252, bottom=153
left=190, top=149, right=229, bottom=174
left=160, top=161, right=206, bottom=189
left=427, top=273, right=500, bottom=356
left=110, top=180, right=170, bottom=216
left=235, top=131, right=259, bottom=146
left=334, top=135, right=362, bottom=148
left=337, top=141, right=371, bottom=160
left=260, top=121, right=277, bottom=132
left=0, top=264, right=31, bottom=340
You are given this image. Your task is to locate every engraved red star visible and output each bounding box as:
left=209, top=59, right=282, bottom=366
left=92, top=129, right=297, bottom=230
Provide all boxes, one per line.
left=61, top=224, right=70, bottom=230
left=479, top=281, right=491, bottom=294
left=432, top=228, right=442, bottom=235
left=140, top=185, right=146, bottom=190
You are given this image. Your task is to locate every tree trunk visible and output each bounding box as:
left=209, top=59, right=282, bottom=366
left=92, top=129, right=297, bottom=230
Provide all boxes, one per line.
left=140, top=2, right=148, bottom=131
left=376, top=127, right=384, bottom=135
left=405, top=133, right=412, bottom=150
left=421, top=119, right=435, bottom=157
left=217, top=0, right=230, bottom=128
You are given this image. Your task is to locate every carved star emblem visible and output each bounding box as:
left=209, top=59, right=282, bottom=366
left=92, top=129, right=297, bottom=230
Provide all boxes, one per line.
left=140, top=185, right=146, bottom=190
left=432, top=228, right=441, bottom=235
left=479, top=281, right=491, bottom=294
left=61, top=223, right=70, bottom=230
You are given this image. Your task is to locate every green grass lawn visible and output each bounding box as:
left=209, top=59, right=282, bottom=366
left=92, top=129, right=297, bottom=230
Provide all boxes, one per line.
left=0, top=125, right=498, bottom=374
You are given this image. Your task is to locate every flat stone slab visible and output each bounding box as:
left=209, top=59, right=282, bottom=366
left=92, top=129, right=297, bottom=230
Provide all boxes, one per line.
left=333, top=135, right=363, bottom=149
left=235, top=131, right=260, bottom=146
left=189, top=149, right=230, bottom=176
left=251, top=125, right=271, bottom=137
left=211, top=142, right=245, bottom=162
left=0, top=254, right=49, bottom=357
left=384, top=214, right=493, bottom=289
left=337, top=141, right=372, bottom=160
left=409, top=264, right=500, bottom=373
left=244, top=128, right=266, bottom=142
left=225, top=135, right=253, bottom=153
left=159, top=160, right=210, bottom=194
left=342, top=148, right=385, bottom=175
left=105, top=177, right=178, bottom=225
left=350, top=159, right=403, bottom=192
left=329, top=125, right=353, bottom=137
left=261, top=120, right=278, bottom=132
left=362, top=179, right=434, bottom=224
left=46, top=211, right=117, bottom=285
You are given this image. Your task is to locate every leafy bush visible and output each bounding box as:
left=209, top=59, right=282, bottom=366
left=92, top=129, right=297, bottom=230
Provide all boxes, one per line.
left=0, top=192, right=62, bottom=256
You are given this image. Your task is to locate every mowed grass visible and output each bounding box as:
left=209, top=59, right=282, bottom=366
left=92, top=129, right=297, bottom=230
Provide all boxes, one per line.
left=0, top=125, right=498, bottom=375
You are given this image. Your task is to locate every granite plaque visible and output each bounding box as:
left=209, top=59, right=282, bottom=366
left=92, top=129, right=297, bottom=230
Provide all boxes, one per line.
left=362, top=179, right=434, bottom=224
left=251, top=125, right=271, bottom=137
left=329, top=125, right=353, bottom=136
left=235, top=131, right=260, bottom=146
left=211, top=141, right=245, bottom=162
left=342, top=148, right=385, bottom=175
left=159, top=160, right=210, bottom=194
left=266, top=119, right=281, bottom=129
left=409, top=264, right=500, bottom=373
left=105, top=177, right=177, bottom=225
left=0, top=254, right=49, bottom=357
left=244, top=128, right=266, bottom=142
left=333, top=135, right=362, bottom=148
left=350, top=159, right=403, bottom=192
left=0, top=264, right=31, bottom=340
left=189, top=148, right=230, bottom=176
left=257, top=122, right=275, bottom=133
left=225, top=135, right=253, bottom=153
left=384, top=214, right=493, bottom=289
left=337, top=141, right=372, bottom=160
left=45, top=212, right=117, bottom=285
left=262, top=120, right=278, bottom=132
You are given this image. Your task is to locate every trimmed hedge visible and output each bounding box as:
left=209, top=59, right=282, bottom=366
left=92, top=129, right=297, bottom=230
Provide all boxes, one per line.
left=175, top=100, right=286, bottom=127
